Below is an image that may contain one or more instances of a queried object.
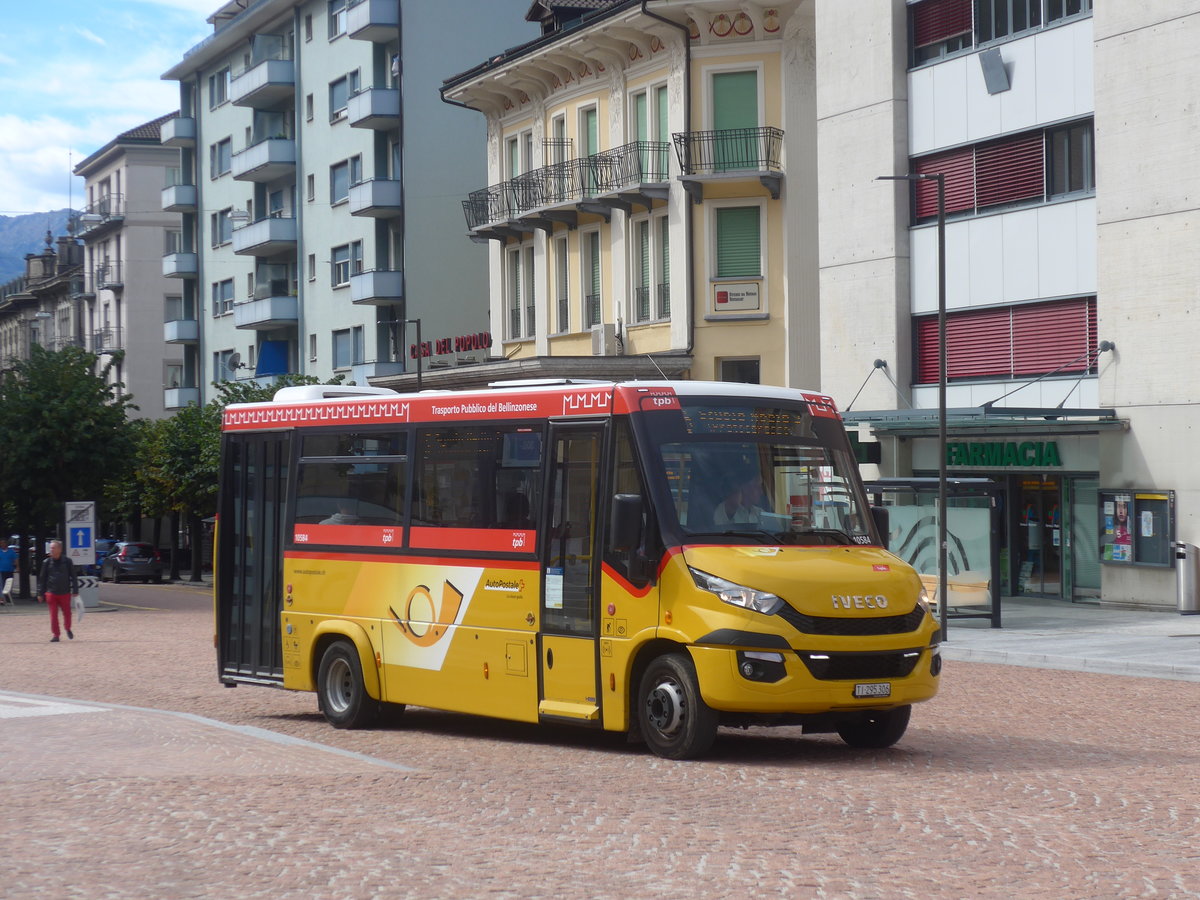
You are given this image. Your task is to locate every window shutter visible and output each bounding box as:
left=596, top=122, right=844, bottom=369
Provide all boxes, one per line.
left=913, top=148, right=975, bottom=217
left=975, top=133, right=1045, bottom=209
left=911, top=0, right=972, bottom=49
left=659, top=216, right=670, bottom=284
left=638, top=221, right=650, bottom=288
left=716, top=207, right=761, bottom=278
left=1012, top=298, right=1095, bottom=375
left=588, top=231, right=600, bottom=295
left=712, top=71, right=759, bottom=131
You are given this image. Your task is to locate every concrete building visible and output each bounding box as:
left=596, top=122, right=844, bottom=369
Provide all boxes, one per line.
left=160, top=0, right=534, bottom=405
left=73, top=114, right=186, bottom=420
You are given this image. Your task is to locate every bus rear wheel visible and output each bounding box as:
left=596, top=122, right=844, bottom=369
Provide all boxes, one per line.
left=836, top=705, right=911, bottom=749
left=317, top=640, right=378, bottom=729
left=637, top=653, right=719, bottom=760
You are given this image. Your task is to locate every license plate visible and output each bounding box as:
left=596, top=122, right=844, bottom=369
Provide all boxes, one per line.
left=853, top=682, right=891, bottom=698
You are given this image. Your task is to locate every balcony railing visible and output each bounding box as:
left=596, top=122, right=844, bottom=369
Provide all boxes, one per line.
left=347, top=0, right=398, bottom=41
left=585, top=293, right=601, bottom=327
left=508, top=306, right=521, bottom=341
left=462, top=141, right=671, bottom=232
left=232, top=216, right=297, bottom=256
left=162, top=183, right=197, bottom=212
left=163, top=252, right=199, bottom=278
left=557, top=296, right=569, bottom=334
left=94, top=263, right=123, bottom=290
left=672, top=127, right=784, bottom=175
left=161, top=116, right=196, bottom=148
left=635, top=286, right=651, bottom=321
left=348, top=87, right=399, bottom=128
left=231, top=57, right=295, bottom=108
left=91, top=327, right=123, bottom=353
left=74, top=194, right=125, bottom=237
left=349, top=268, right=404, bottom=305
left=232, top=137, right=296, bottom=181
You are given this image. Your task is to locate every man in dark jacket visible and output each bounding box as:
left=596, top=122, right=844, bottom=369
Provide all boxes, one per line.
left=38, top=540, right=79, bottom=642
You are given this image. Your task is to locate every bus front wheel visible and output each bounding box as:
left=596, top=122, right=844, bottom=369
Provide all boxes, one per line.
left=637, top=653, right=719, bottom=760
left=317, top=640, right=378, bottom=729
left=836, top=705, right=911, bottom=749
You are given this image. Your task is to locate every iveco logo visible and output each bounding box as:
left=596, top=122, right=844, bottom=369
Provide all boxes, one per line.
left=832, top=595, right=889, bottom=610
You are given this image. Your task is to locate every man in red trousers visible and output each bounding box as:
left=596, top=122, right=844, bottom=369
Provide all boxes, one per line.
left=38, top=540, right=79, bottom=643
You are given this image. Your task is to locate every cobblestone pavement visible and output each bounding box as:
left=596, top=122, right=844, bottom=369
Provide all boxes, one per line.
left=2, top=587, right=1199, bottom=899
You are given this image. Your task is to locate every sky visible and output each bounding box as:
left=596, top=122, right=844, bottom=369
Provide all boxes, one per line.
left=0, top=0, right=218, bottom=216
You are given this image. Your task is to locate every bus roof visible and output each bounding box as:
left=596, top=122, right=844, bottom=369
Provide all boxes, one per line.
left=221, top=380, right=839, bottom=432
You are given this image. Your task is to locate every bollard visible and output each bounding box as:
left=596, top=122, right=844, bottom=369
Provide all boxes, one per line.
left=1175, top=541, right=1200, bottom=615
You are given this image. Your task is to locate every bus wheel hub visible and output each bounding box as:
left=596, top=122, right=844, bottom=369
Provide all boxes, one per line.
left=647, top=680, right=685, bottom=734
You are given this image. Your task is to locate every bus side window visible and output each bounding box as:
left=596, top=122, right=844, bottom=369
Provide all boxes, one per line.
left=604, top=421, right=656, bottom=587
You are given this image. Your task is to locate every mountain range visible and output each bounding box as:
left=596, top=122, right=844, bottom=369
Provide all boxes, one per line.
left=0, top=210, right=74, bottom=286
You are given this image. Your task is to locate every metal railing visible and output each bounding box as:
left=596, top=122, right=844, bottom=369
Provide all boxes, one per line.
left=463, top=141, right=672, bottom=231
left=673, top=127, right=784, bottom=175
left=94, top=263, right=122, bottom=288
left=635, top=285, right=651, bottom=321
left=508, top=306, right=521, bottom=341
left=525, top=304, right=535, bottom=338
left=91, top=327, right=123, bottom=353
left=557, top=296, right=569, bottom=333
left=585, top=293, right=601, bottom=327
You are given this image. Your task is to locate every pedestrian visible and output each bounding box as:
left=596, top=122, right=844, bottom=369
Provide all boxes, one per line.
left=0, top=538, right=16, bottom=605
left=38, top=540, right=79, bottom=642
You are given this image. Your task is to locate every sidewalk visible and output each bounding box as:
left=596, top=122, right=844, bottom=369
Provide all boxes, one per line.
left=940, top=597, right=1200, bottom=682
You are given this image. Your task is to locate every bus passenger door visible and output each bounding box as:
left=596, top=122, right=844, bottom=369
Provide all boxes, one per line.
left=539, top=423, right=604, bottom=722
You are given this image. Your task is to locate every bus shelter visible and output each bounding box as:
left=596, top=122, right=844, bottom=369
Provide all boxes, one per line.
left=865, top=477, right=1003, bottom=631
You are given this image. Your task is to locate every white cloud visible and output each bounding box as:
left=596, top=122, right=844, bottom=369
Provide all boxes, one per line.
left=74, top=27, right=107, bottom=47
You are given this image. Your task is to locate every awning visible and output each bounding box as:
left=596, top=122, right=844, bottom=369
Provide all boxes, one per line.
left=255, top=340, right=289, bottom=377
left=843, top=406, right=1127, bottom=438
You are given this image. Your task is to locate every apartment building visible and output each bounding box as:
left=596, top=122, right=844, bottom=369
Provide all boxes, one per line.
left=72, top=114, right=185, bottom=420
left=161, top=0, right=533, bottom=404
left=438, top=0, right=817, bottom=388
left=0, top=234, right=85, bottom=364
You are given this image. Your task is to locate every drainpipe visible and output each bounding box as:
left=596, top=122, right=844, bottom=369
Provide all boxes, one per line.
left=640, top=0, right=694, bottom=360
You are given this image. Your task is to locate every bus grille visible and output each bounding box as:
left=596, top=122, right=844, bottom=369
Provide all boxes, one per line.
left=797, top=650, right=922, bottom=681
left=777, top=605, right=926, bottom=636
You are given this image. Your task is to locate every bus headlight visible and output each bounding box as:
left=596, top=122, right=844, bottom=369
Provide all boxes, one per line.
left=689, top=567, right=784, bottom=616
left=916, top=587, right=933, bottom=615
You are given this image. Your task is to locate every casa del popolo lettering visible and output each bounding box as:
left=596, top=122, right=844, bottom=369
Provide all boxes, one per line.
left=946, top=440, right=1062, bottom=468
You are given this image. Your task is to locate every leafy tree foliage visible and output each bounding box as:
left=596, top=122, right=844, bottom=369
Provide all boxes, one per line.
left=0, top=346, right=134, bottom=594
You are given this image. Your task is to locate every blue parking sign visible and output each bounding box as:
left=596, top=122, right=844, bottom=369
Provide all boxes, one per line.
left=70, top=526, right=92, bottom=549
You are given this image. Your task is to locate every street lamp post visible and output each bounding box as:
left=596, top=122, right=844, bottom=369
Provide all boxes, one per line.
left=878, top=172, right=948, bottom=640
left=401, top=318, right=423, bottom=391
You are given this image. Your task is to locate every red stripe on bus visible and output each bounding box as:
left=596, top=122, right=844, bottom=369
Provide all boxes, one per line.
left=600, top=561, right=655, bottom=598
left=410, top=526, right=536, bottom=555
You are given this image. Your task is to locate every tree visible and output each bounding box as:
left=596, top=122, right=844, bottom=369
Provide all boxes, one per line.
left=0, top=346, right=134, bottom=596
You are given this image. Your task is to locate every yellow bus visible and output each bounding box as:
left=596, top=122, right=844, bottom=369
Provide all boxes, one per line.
left=216, top=380, right=940, bottom=759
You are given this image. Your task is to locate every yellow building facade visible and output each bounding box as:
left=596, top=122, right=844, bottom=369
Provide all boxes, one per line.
left=443, top=0, right=817, bottom=388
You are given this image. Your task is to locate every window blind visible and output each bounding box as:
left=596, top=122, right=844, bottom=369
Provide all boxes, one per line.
left=716, top=207, right=761, bottom=278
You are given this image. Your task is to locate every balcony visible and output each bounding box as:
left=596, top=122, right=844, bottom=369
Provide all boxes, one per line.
left=231, top=58, right=295, bottom=109
left=348, top=0, right=399, bottom=41
left=352, top=360, right=407, bottom=381
left=163, top=252, right=198, bottom=278
left=349, top=178, right=402, bottom=217
left=74, top=194, right=124, bottom=240
left=348, top=87, right=399, bottom=129
left=461, top=141, right=671, bottom=240
left=164, top=387, right=201, bottom=409
left=349, top=269, right=404, bottom=305
left=233, top=216, right=297, bottom=256
left=161, top=183, right=197, bottom=212
left=161, top=115, right=196, bottom=148
left=164, top=318, right=199, bottom=343
left=234, top=294, right=299, bottom=329
left=91, top=327, right=123, bottom=354
left=232, top=138, right=296, bottom=182
left=95, top=263, right=123, bottom=291
left=672, top=126, right=785, bottom=201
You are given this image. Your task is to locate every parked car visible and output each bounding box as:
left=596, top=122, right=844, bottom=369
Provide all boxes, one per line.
left=99, top=542, right=164, bottom=584
left=92, top=539, right=119, bottom=575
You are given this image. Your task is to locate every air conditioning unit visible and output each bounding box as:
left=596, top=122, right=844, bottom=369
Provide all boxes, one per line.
left=591, top=323, right=617, bottom=356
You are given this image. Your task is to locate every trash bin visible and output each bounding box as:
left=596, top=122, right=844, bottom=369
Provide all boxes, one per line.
left=1175, top=541, right=1200, bottom=615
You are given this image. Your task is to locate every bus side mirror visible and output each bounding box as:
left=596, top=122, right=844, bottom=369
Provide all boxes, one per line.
left=610, top=494, right=644, bottom=551
left=871, top=505, right=890, bottom=549
left=611, top=493, right=655, bottom=582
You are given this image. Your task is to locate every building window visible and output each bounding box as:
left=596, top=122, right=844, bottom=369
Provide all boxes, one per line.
left=164, top=230, right=183, bottom=255
left=1047, top=120, right=1094, bottom=197
left=975, top=0, right=1042, bottom=44
left=213, top=349, right=236, bottom=379
left=329, top=70, right=359, bottom=119
left=306, top=173, right=315, bottom=201
left=914, top=297, right=1097, bottom=383
left=331, top=241, right=363, bottom=286
left=554, top=235, right=569, bottom=334
left=523, top=245, right=535, bottom=338
left=1046, top=0, right=1091, bottom=22
left=304, top=13, right=313, bottom=41
left=582, top=230, right=601, bottom=327
left=329, top=155, right=362, bottom=204
left=305, top=93, right=314, bottom=121
left=658, top=214, right=671, bottom=319
left=631, top=84, right=671, bottom=178
left=631, top=213, right=671, bottom=323
left=210, top=208, right=233, bottom=247
left=309, top=333, right=318, bottom=361
left=719, top=358, right=760, bottom=384
left=328, top=0, right=347, bottom=39
left=912, top=119, right=1094, bottom=219
left=308, top=253, right=317, bottom=281
left=211, top=280, right=234, bottom=317
left=506, top=247, right=522, bottom=340
left=208, top=67, right=231, bottom=108
left=332, top=326, right=363, bottom=368
left=910, top=0, right=973, bottom=65
left=714, top=206, right=761, bottom=278
left=210, top=138, right=232, bottom=177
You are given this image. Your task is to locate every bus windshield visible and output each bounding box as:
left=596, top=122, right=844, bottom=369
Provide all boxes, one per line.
left=642, top=398, right=874, bottom=546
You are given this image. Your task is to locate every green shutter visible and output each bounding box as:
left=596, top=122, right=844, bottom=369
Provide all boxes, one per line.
left=589, top=231, right=600, bottom=295
left=716, top=207, right=761, bottom=278
left=656, top=85, right=669, bottom=143
left=635, top=93, right=648, bottom=143
left=638, top=221, right=650, bottom=288
left=712, top=71, right=759, bottom=171
left=660, top=215, right=670, bottom=284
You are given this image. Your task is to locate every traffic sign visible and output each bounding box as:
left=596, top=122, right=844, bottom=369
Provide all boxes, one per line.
left=65, top=501, right=95, bottom=567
